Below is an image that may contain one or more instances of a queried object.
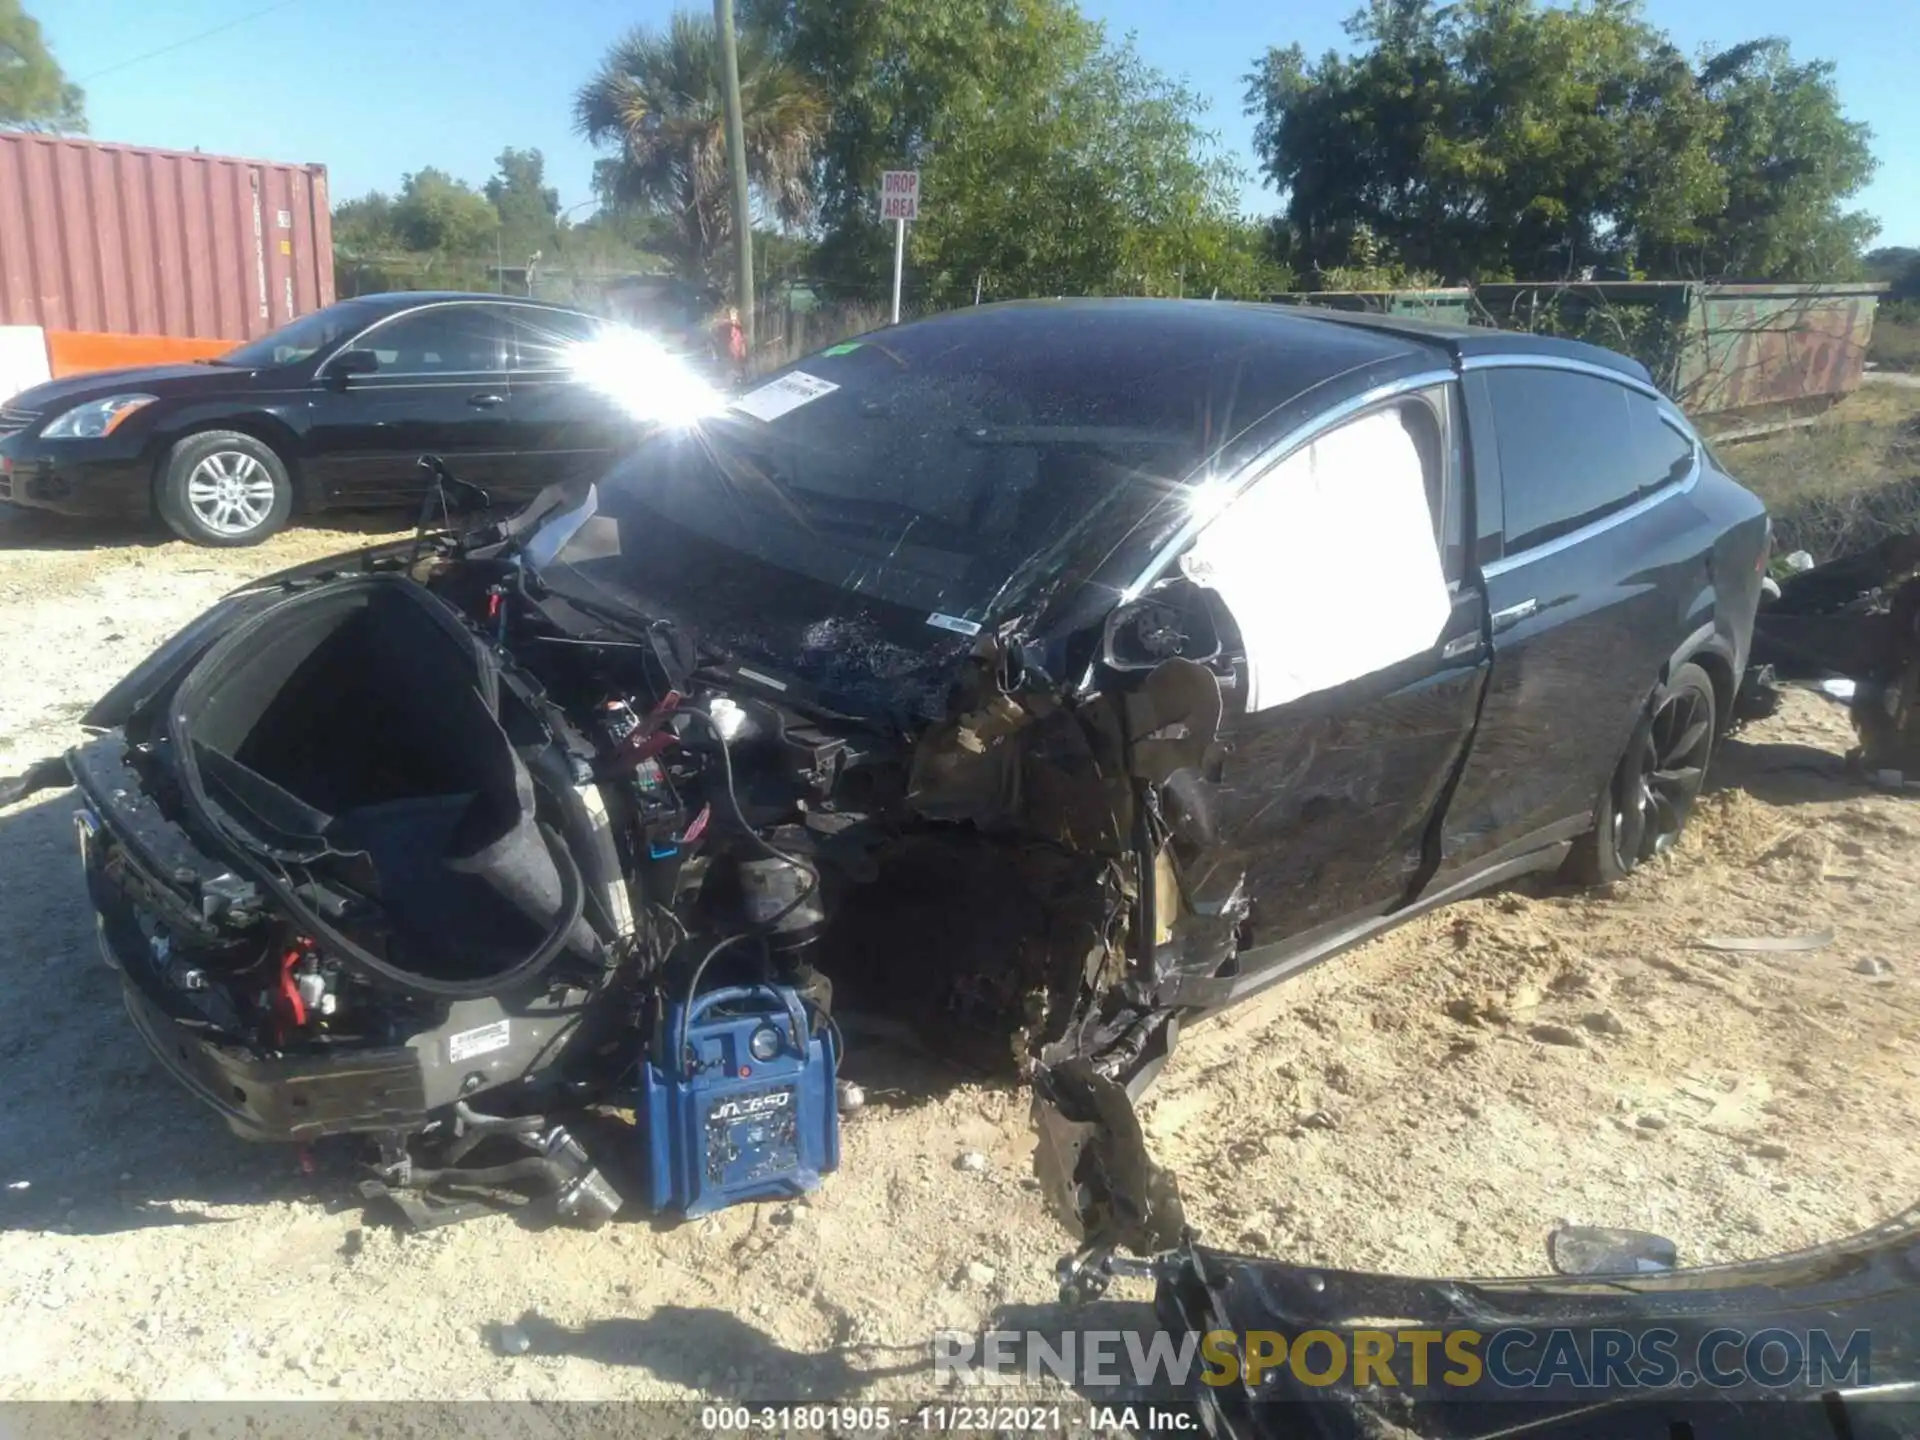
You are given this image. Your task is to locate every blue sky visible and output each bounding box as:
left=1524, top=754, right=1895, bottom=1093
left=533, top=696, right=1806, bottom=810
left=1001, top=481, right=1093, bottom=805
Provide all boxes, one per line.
left=42, top=0, right=1918, bottom=248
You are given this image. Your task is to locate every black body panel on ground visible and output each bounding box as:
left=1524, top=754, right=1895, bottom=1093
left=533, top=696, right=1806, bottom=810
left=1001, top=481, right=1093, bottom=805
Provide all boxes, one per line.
left=1153, top=1211, right=1920, bottom=1439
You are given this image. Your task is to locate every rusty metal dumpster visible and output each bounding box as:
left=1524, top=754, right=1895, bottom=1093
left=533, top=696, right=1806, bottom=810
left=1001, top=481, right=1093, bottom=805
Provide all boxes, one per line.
left=1473, top=281, right=1888, bottom=420
left=1267, top=288, right=1474, bottom=325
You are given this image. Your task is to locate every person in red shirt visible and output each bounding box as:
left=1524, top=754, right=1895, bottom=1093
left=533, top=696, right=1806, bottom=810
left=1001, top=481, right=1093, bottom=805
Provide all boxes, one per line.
left=710, top=306, right=747, bottom=385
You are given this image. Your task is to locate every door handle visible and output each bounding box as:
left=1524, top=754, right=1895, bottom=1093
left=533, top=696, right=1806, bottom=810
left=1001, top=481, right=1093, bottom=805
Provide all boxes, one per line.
left=1490, top=597, right=1539, bottom=631
left=468, top=392, right=506, bottom=409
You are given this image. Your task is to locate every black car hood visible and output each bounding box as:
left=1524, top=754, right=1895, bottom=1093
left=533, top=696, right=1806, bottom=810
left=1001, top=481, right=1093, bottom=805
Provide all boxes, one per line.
left=1151, top=1210, right=1920, bottom=1439
left=10, top=362, right=250, bottom=412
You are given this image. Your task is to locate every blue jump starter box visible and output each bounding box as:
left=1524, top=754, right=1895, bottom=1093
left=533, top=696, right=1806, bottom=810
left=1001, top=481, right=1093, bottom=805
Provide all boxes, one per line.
left=639, top=984, right=840, bottom=1215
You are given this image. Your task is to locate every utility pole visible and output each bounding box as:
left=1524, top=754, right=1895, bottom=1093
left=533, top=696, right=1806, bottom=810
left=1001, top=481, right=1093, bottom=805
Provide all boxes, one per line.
left=714, top=0, right=755, bottom=363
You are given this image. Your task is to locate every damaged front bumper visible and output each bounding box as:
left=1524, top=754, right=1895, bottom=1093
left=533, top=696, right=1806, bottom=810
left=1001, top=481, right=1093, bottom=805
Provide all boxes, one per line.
left=6, top=524, right=1228, bottom=1247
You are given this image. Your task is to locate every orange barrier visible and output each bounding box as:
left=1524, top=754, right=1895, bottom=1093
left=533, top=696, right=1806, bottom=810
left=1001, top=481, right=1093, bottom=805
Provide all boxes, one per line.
left=46, top=330, right=239, bottom=378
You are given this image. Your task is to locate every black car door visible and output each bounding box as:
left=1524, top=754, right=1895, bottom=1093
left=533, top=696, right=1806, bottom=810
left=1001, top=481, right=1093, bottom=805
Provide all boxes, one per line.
left=1151, top=384, right=1490, bottom=965
left=303, top=302, right=515, bottom=506
left=1433, top=359, right=1710, bottom=876
left=501, top=305, right=640, bottom=495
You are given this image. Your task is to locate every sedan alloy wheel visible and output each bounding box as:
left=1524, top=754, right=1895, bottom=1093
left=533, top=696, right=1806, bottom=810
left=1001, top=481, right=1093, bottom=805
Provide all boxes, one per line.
left=186, top=450, right=279, bottom=537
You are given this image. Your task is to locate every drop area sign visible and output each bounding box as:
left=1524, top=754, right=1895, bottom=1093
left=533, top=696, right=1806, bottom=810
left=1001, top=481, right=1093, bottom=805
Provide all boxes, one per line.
left=880, top=170, right=921, bottom=221
left=881, top=170, right=921, bottom=325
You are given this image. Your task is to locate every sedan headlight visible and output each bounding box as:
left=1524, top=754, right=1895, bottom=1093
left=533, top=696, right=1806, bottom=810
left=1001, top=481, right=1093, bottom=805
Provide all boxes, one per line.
left=41, top=394, right=158, bottom=439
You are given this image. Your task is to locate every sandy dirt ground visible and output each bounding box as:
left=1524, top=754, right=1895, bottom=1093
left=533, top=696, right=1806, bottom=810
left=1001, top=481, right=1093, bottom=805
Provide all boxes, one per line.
left=1, top=508, right=1917, bottom=1403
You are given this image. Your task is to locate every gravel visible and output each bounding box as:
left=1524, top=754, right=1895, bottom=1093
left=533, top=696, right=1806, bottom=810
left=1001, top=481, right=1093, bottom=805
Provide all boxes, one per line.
left=3, top=509, right=1916, bottom=1402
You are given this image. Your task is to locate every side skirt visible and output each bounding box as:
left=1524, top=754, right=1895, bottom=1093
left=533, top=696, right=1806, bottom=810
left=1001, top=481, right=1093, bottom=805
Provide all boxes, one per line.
left=1211, top=838, right=1575, bottom=1013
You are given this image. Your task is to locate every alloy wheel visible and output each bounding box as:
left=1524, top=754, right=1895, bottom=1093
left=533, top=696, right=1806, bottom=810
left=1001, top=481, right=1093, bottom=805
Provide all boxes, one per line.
left=185, top=451, right=277, bottom=537
left=1611, top=683, right=1713, bottom=870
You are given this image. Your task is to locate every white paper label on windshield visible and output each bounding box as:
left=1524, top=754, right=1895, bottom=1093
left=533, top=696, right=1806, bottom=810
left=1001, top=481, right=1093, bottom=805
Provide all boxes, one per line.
left=447, top=1019, right=511, bottom=1064
left=730, top=371, right=839, bottom=422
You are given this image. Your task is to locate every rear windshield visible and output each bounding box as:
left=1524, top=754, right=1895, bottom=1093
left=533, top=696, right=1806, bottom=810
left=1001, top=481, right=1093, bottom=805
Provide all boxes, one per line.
left=576, top=305, right=1324, bottom=624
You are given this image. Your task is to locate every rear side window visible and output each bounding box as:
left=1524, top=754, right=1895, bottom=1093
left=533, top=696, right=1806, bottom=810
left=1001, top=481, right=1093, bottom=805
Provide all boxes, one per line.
left=1628, top=391, right=1696, bottom=493
left=1484, top=367, right=1644, bottom=551
left=506, top=307, right=606, bottom=371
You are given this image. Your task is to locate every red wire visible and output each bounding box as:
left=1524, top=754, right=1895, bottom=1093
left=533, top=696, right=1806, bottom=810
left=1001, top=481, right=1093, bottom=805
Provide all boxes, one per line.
left=279, top=948, right=307, bottom=1029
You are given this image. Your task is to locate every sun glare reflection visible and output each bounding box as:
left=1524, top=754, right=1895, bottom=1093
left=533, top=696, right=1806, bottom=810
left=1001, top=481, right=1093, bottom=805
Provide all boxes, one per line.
left=563, top=326, right=727, bottom=428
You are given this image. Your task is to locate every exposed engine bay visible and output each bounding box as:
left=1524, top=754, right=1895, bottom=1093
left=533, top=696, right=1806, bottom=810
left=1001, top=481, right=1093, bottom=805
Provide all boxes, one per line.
left=45, top=500, right=1197, bottom=1251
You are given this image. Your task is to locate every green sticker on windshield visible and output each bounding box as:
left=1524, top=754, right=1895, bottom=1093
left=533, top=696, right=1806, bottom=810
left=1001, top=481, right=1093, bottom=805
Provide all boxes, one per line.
left=821, top=342, right=864, bottom=356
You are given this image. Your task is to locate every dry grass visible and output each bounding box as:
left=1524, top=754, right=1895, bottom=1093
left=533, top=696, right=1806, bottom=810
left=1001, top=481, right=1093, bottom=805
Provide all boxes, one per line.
left=1719, top=385, right=1920, bottom=560
left=1870, top=304, right=1920, bottom=374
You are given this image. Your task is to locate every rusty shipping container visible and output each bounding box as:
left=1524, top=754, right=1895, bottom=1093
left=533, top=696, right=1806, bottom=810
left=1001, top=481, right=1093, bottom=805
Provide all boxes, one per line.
left=0, top=132, right=333, bottom=381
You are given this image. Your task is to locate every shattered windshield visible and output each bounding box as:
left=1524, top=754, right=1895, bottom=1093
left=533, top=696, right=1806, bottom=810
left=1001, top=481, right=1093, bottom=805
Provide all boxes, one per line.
left=546, top=305, right=1314, bottom=629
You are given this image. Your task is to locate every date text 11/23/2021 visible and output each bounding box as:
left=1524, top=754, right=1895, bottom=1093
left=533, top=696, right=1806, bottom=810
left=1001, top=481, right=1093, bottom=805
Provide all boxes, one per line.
left=698, top=1405, right=1164, bottom=1433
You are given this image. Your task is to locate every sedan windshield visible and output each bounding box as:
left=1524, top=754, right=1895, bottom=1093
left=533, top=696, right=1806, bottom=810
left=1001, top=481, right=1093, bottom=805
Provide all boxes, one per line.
left=549, top=304, right=1317, bottom=629
left=218, top=301, right=383, bottom=368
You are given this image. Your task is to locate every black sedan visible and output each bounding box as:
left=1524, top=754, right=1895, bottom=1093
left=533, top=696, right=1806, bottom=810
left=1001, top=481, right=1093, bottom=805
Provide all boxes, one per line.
left=0, top=292, right=654, bottom=546
left=10, top=299, right=1768, bottom=1249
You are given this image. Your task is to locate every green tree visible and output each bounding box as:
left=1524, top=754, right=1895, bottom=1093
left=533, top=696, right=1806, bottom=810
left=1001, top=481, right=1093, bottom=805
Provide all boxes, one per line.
left=1864, top=247, right=1920, bottom=303
left=332, top=192, right=398, bottom=252
left=755, top=0, right=1256, bottom=302
left=0, top=0, right=84, bottom=132
left=1673, top=39, right=1878, bottom=279
left=1245, top=0, right=1876, bottom=283
left=573, top=10, right=823, bottom=287
left=485, top=147, right=561, bottom=264
left=390, top=167, right=500, bottom=256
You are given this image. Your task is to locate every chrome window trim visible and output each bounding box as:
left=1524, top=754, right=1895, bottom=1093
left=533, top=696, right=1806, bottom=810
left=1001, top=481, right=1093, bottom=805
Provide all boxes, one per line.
left=1471, top=357, right=1704, bottom=579
left=1460, top=350, right=1667, bottom=401
left=1480, top=459, right=1701, bottom=579
left=1120, top=368, right=1459, bottom=601
left=307, top=378, right=508, bottom=390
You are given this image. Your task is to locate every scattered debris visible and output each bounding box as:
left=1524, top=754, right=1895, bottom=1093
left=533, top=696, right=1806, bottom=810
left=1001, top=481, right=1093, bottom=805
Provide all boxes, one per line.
left=1529, top=1023, right=1588, bottom=1049
left=1695, top=928, right=1835, bottom=954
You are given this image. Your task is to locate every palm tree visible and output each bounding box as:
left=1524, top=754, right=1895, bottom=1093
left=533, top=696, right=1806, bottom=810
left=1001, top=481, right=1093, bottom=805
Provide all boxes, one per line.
left=574, top=10, right=823, bottom=286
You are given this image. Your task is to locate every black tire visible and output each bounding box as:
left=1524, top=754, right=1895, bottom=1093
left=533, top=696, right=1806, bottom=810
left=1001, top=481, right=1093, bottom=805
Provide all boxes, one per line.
left=1562, top=661, right=1717, bottom=886
left=156, top=430, right=293, bottom=547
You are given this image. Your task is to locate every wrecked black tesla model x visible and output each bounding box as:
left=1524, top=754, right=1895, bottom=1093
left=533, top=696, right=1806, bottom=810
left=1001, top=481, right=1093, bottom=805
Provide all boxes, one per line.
left=21, top=299, right=1769, bottom=1244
